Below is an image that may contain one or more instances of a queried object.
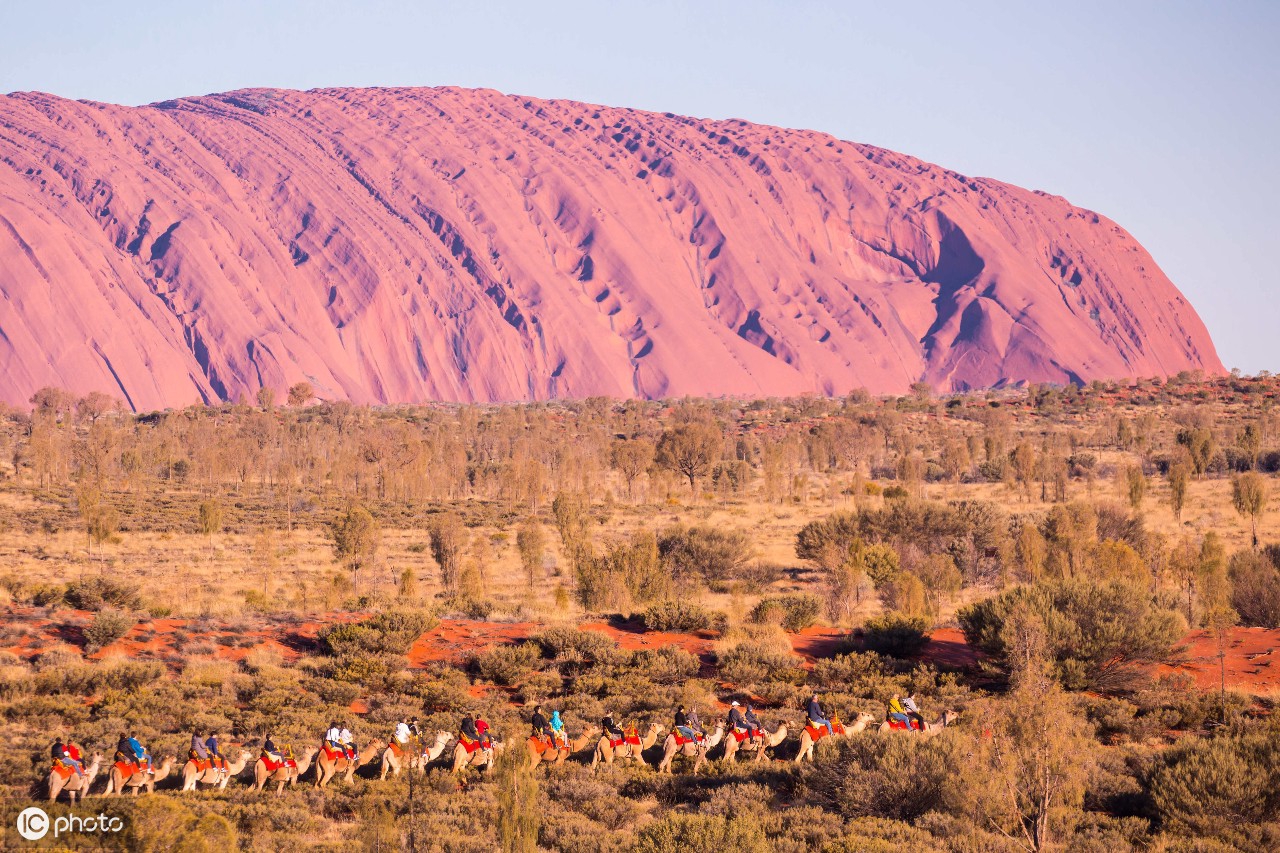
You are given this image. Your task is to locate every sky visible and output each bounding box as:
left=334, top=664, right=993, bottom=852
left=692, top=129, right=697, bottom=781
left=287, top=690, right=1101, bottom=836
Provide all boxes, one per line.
left=3, top=0, right=1277, bottom=372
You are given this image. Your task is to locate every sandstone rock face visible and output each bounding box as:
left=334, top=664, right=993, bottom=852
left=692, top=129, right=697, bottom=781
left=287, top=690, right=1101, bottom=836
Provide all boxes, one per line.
left=0, top=87, right=1220, bottom=410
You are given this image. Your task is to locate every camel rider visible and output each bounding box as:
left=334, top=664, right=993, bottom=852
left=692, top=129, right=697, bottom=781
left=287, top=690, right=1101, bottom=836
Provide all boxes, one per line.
left=807, top=694, right=834, bottom=736
left=52, top=736, right=84, bottom=777
left=549, top=710, right=566, bottom=745
left=744, top=704, right=763, bottom=740
left=459, top=713, right=481, bottom=750
left=409, top=718, right=421, bottom=739
left=206, top=731, right=227, bottom=777
left=530, top=705, right=550, bottom=742
left=601, top=712, right=625, bottom=742
left=727, top=701, right=747, bottom=735
left=338, top=722, right=356, bottom=761
left=121, top=731, right=153, bottom=773
left=394, top=719, right=413, bottom=749
left=887, top=695, right=910, bottom=727
left=324, top=721, right=343, bottom=755
left=902, top=693, right=925, bottom=729
left=674, top=705, right=695, bottom=741
left=191, top=729, right=209, bottom=764
left=262, top=733, right=284, bottom=765
left=475, top=715, right=493, bottom=749
left=686, top=706, right=706, bottom=740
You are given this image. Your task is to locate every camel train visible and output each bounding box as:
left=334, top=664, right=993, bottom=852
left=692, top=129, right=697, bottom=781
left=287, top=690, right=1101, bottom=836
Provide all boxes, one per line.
left=44, top=702, right=957, bottom=800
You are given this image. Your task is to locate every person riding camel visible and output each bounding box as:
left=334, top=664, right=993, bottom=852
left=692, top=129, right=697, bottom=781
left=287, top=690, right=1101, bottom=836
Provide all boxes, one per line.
left=686, top=706, right=706, bottom=741
left=338, top=722, right=356, bottom=761
left=394, top=718, right=413, bottom=749
left=410, top=718, right=421, bottom=738
left=206, top=731, right=228, bottom=778
left=887, top=694, right=910, bottom=727
left=674, top=705, right=694, bottom=741
left=475, top=714, right=493, bottom=749
left=744, top=704, right=763, bottom=741
left=901, top=693, right=926, bottom=729
left=460, top=713, right=480, bottom=746
left=807, top=693, right=834, bottom=736
left=601, top=711, right=625, bottom=743
left=118, top=730, right=153, bottom=773
left=190, top=728, right=209, bottom=765
left=324, top=721, right=343, bottom=756
left=530, top=705, right=550, bottom=744
left=262, top=732, right=285, bottom=766
left=727, top=701, right=747, bottom=735
left=52, top=736, right=84, bottom=777
left=549, top=710, right=566, bottom=746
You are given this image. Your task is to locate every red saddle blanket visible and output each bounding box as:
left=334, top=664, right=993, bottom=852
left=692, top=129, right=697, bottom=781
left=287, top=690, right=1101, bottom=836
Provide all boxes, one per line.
left=189, top=755, right=226, bottom=772
left=528, top=736, right=558, bottom=755
left=261, top=755, right=297, bottom=773
left=51, top=762, right=75, bottom=780
left=673, top=732, right=704, bottom=747
left=321, top=745, right=355, bottom=762
left=460, top=736, right=487, bottom=754
left=887, top=719, right=925, bottom=731
left=732, top=729, right=762, bottom=743
left=804, top=722, right=845, bottom=742
left=114, top=761, right=141, bottom=777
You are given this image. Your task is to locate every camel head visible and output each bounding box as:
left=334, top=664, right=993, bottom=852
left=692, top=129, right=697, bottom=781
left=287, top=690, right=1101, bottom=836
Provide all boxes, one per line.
left=939, top=710, right=959, bottom=727
left=854, top=712, right=875, bottom=727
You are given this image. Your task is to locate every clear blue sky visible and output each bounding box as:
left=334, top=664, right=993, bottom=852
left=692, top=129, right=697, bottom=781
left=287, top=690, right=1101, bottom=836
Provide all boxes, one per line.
left=4, top=0, right=1276, bottom=372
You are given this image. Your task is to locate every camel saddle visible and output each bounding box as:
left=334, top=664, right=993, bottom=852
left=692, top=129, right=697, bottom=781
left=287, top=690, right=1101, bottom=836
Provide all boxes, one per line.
left=731, top=728, right=757, bottom=743
left=805, top=720, right=845, bottom=742
left=887, top=718, right=925, bottom=731
left=459, top=735, right=483, bottom=754
left=527, top=735, right=556, bottom=755
left=114, top=760, right=142, bottom=777
left=390, top=740, right=408, bottom=757
left=321, top=744, right=354, bottom=763
left=261, top=754, right=295, bottom=772
left=51, top=761, right=75, bottom=780
left=673, top=732, right=702, bottom=747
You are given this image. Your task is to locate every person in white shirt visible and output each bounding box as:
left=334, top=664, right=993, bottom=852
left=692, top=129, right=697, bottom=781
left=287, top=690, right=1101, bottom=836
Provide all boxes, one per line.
left=901, top=694, right=925, bottom=729
left=394, top=719, right=412, bottom=746
left=338, top=723, right=355, bottom=760
left=324, top=722, right=342, bottom=750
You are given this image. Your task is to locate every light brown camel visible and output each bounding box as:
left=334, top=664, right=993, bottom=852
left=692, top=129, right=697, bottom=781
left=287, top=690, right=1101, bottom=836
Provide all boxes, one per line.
left=722, top=724, right=788, bottom=763
left=877, top=709, right=959, bottom=736
left=657, top=722, right=725, bottom=774
left=381, top=732, right=452, bottom=780
left=104, top=754, right=176, bottom=795
left=252, top=747, right=318, bottom=794
left=450, top=738, right=505, bottom=774
left=525, top=727, right=598, bottom=769
left=314, top=740, right=383, bottom=788
left=47, top=752, right=102, bottom=804
left=591, top=723, right=664, bottom=771
left=794, top=712, right=875, bottom=763
left=180, top=749, right=250, bottom=792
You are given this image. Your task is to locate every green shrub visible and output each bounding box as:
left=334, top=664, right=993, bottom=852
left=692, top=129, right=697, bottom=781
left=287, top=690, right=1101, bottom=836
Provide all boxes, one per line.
left=716, top=642, right=804, bottom=685
left=657, top=525, right=755, bottom=583
left=861, top=613, right=930, bottom=658
left=749, top=594, right=821, bottom=631
left=1151, top=730, right=1280, bottom=839
left=641, top=601, right=727, bottom=634
left=65, top=576, right=143, bottom=611
left=958, top=579, right=1183, bottom=691
left=531, top=627, right=618, bottom=662
left=635, top=813, right=771, bottom=853
left=473, top=642, right=542, bottom=685
left=810, top=652, right=900, bottom=699
left=83, top=609, right=135, bottom=652
left=317, top=609, right=436, bottom=656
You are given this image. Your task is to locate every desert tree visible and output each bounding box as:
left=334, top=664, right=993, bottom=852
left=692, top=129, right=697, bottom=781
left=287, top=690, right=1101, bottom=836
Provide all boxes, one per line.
left=1123, top=464, right=1146, bottom=512
left=74, top=391, right=120, bottom=424
left=1236, top=422, right=1262, bottom=470
left=428, top=512, right=467, bottom=595
left=1166, top=459, right=1190, bottom=522
left=655, top=422, right=722, bottom=497
left=329, top=504, right=381, bottom=590
left=1176, top=427, right=1215, bottom=478
left=516, top=518, right=545, bottom=591
left=610, top=437, right=655, bottom=502
left=1231, top=471, right=1268, bottom=549
left=494, top=737, right=539, bottom=853
left=286, top=381, right=314, bottom=407
left=197, top=498, right=225, bottom=553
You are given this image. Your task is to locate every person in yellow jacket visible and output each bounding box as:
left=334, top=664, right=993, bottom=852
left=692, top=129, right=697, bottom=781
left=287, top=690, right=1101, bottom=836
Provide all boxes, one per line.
left=887, top=694, right=911, bottom=727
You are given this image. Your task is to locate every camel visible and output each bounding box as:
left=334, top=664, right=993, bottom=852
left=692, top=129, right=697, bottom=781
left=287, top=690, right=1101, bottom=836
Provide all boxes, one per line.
left=591, top=723, right=664, bottom=771
left=252, top=747, right=318, bottom=794
left=314, top=740, right=383, bottom=788
left=877, top=709, right=959, bottom=736
left=722, top=724, right=788, bottom=763
left=47, top=752, right=102, bottom=804
left=180, top=749, right=250, bottom=792
left=657, top=722, right=725, bottom=774
left=104, top=754, right=176, bottom=795
left=525, top=727, right=598, bottom=770
left=450, top=737, right=505, bottom=774
left=794, top=713, right=875, bottom=763
left=381, top=732, right=452, bottom=780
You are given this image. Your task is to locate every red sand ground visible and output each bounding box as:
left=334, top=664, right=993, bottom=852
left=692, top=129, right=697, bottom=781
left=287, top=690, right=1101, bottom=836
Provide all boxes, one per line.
left=4, top=606, right=1276, bottom=704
